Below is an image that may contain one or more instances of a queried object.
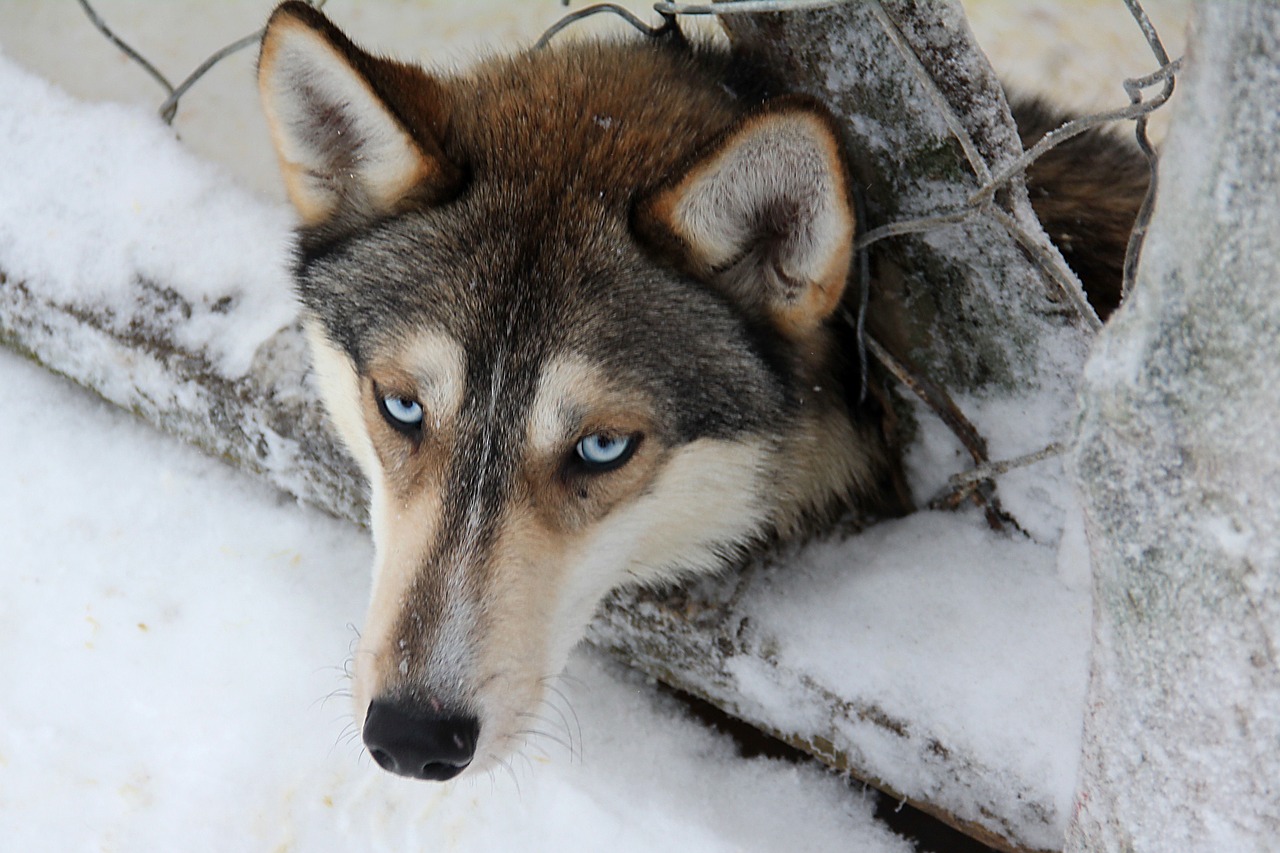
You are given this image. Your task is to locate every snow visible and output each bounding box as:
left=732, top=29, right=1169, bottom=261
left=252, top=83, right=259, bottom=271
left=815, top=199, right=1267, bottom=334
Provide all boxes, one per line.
left=707, top=503, right=1090, bottom=850
left=0, top=54, right=296, bottom=376
left=751, top=513, right=1089, bottom=786
left=0, top=346, right=911, bottom=853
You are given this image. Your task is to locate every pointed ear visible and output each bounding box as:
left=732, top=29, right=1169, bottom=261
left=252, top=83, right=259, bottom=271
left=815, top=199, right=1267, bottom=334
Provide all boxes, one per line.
left=257, top=1, right=460, bottom=227
left=637, top=99, right=855, bottom=338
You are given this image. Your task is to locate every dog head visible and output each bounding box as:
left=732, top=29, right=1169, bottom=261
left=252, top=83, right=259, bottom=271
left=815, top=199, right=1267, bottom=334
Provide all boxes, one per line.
left=259, top=2, right=882, bottom=780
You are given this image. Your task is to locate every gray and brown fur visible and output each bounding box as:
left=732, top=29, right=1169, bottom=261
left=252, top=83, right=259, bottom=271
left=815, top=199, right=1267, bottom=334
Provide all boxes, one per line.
left=1017, top=97, right=1149, bottom=319
left=257, top=2, right=1146, bottom=781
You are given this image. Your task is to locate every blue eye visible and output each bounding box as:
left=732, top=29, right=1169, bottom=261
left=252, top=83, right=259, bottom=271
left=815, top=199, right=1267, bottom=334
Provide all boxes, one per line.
left=380, top=395, right=424, bottom=430
left=575, top=433, right=636, bottom=471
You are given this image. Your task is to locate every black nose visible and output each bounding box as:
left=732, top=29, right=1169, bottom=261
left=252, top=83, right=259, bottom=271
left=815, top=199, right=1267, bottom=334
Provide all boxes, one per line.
left=362, top=700, right=479, bottom=781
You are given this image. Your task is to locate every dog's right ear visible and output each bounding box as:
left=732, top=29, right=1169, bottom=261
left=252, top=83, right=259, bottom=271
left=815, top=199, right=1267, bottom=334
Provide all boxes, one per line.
left=257, top=1, right=460, bottom=228
left=635, top=99, right=854, bottom=340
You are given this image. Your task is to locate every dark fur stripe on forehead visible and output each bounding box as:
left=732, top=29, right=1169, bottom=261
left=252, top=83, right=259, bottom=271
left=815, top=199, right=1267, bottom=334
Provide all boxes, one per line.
left=292, top=230, right=411, bottom=369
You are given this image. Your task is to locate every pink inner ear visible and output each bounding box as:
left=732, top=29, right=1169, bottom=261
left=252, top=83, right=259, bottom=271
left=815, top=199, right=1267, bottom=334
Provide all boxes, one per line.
left=646, top=107, right=855, bottom=336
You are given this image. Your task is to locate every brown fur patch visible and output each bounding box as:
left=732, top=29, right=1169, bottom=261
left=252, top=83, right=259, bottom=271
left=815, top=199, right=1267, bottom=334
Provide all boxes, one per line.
left=1014, top=97, right=1149, bottom=320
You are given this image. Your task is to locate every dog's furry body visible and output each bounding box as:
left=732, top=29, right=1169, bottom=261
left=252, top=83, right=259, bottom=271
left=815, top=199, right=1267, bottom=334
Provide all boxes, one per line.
left=257, top=2, right=1145, bottom=780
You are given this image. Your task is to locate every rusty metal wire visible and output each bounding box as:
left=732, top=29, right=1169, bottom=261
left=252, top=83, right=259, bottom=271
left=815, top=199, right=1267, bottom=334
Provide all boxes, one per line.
left=535, top=3, right=677, bottom=50
left=930, top=441, right=1067, bottom=512
left=75, top=0, right=175, bottom=105
left=1120, top=0, right=1177, bottom=300
left=655, top=0, right=846, bottom=12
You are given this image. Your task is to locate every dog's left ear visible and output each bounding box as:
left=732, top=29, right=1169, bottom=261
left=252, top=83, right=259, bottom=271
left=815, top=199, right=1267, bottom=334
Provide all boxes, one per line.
left=637, top=98, right=854, bottom=338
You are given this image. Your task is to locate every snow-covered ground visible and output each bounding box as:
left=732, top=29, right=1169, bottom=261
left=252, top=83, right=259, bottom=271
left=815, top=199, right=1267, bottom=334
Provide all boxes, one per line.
left=0, top=346, right=913, bottom=852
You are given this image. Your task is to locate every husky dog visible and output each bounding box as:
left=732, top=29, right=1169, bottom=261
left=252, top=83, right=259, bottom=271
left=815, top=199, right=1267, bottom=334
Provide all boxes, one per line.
left=257, top=2, right=1143, bottom=780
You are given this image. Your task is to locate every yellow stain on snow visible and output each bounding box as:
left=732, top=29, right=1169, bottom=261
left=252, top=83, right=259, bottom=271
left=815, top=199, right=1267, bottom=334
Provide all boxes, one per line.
left=84, top=606, right=100, bottom=649
left=266, top=549, right=304, bottom=567
left=117, top=771, right=154, bottom=809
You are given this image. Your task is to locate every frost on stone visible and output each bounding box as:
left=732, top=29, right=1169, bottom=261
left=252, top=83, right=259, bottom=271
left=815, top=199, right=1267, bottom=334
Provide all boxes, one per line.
left=1069, top=5, right=1280, bottom=850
